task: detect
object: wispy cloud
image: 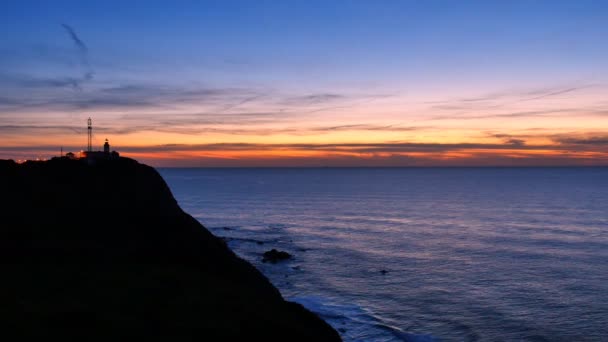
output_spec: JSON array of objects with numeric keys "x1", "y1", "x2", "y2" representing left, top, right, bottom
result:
[
  {"x1": 552, "y1": 134, "x2": 608, "y2": 146},
  {"x1": 504, "y1": 138, "x2": 526, "y2": 146},
  {"x1": 0, "y1": 141, "x2": 572, "y2": 153},
  {"x1": 0, "y1": 81, "x2": 263, "y2": 112},
  {"x1": 429, "y1": 85, "x2": 591, "y2": 109},
  {"x1": 61, "y1": 24, "x2": 94, "y2": 82},
  {"x1": 107, "y1": 141, "x2": 596, "y2": 154},
  {"x1": 0, "y1": 72, "x2": 84, "y2": 91},
  {"x1": 0, "y1": 125, "x2": 82, "y2": 134},
  {"x1": 3, "y1": 137, "x2": 608, "y2": 167},
  {"x1": 513, "y1": 86, "x2": 589, "y2": 103},
  {"x1": 280, "y1": 93, "x2": 346, "y2": 106},
  {"x1": 0, "y1": 121, "x2": 430, "y2": 137},
  {"x1": 0, "y1": 25, "x2": 97, "y2": 92},
  {"x1": 429, "y1": 108, "x2": 575, "y2": 121},
  {"x1": 425, "y1": 85, "x2": 598, "y2": 121},
  {"x1": 61, "y1": 24, "x2": 87, "y2": 52}
]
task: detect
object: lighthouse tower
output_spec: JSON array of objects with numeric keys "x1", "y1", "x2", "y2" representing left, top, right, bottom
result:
[
  {"x1": 87, "y1": 117, "x2": 92, "y2": 152},
  {"x1": 104, "y1": 139, "x2": 110, "y2": 154}
]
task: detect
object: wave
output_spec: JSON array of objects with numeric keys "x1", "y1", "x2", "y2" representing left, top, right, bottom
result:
[{"x1": 290, "y1": 296, "x2": 438, "y2": 342}]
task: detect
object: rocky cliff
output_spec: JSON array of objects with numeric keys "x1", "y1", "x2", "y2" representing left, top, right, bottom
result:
[{"x1": 0, "y1": 157, "x2": 340, "y2": 341}]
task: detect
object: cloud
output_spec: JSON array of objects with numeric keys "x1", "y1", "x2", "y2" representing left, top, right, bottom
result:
[
  {"x1": 4, "y1": 138, "x2": 608, "y2": 167},
  {"x1": 0, "y1": 81, "x2": 267, "y2": 112},
  {"x1": 0, "y1": 25, "x2": 96, "y2": 92},
  {"x1": 487, "y1": 133, "x2": 527, "y2": 146},
  {"x1": 0, "y1": 73, "x2": 86, "y2": 91},
  {"x1": 0, "y1": 118, "x2": 431, "y2": 137},
  {"x1": 61, "y1": 24, "x2": 94, "y2": 86},
  {"x1": 0, "y1": 142, "x2": 522, "y2": 153},
  {"x1": 505, "y1": 138, "x2": 526, "y2": 146},
  {"x1": 61, "y1": 24, "x2": 88, "y2": 53},
  {"x1": 111, "y1": 141, "x2": 555, "y2": 153},
  {"x1": 88, "y1": 141, "x2": 608, "y2": 166},
  {"x1": 276, "y1": 92, "x2": 391, "y2": 116},
  {"x1": 428, "y1": 108, "x2": 601, "y2": 121},
  {"x1": 68, "y1": 132, "x2": 603, "y2": 158},
  {"x1": 0, "y1": 77, "x2": 395, "y2": 134},
  {"x1": 513, "y1": 86, "x2": 590, "y2": 104},
  {"x1": 281, "y1": 93, "x2": 346, "y2": 106},
  {"x1": 426, "y1": 85, "x2": 596, "y2": 121},
  {"x1": 553, "y1": 134, "x2": 608, "y2": 146},
  {"x1": 220, "y1": 95, "x2": 264, "y2": 112},
  {"x1": 0, "y1": 125, "x2": 82, "y2": 134}
]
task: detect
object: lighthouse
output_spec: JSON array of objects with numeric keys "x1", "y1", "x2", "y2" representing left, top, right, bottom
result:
[{"x1": 56, "y1": 118, "x2": 120, "y2": 162}]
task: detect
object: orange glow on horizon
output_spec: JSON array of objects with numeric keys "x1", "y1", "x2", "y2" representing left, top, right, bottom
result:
[{"x1": 3, "y1": 85, "x2": 608, "y2": 167}]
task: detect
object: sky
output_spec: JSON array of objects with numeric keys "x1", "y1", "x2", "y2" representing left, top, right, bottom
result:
[{"x1": 1, "y1": 0, "x2": 607, "y2": 166}]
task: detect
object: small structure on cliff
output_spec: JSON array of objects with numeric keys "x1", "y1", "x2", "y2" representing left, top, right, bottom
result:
[
  {"x1": 82, "y1": 138, "x2": 120, "y2": 161},
  {"x1": 59, "y1": 118, "x2": 120, "y2": 162}
]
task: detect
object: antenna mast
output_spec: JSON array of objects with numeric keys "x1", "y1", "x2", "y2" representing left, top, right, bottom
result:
[{"x1": 87, "y1": 117, "x2": 92, "y2": 152}]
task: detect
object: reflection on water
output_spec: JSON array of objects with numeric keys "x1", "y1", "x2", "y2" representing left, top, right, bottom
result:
[{"x1": 160, "y1": 167, "x2": 608, "y2": 341}]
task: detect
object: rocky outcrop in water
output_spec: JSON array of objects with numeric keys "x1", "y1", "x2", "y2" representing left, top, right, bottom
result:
[
  {"x1": 263, "y1": 249, "x2": 293, "y2": 263},
  {"x1": 0, "y1": 158, "x2": 340, "y2": 341}
]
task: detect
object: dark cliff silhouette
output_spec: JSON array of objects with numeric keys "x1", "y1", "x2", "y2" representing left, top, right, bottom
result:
[{"x1": 0, "y1": 158, "x2": 340, "y2": 341}]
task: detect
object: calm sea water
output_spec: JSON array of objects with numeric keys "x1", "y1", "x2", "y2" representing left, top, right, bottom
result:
[{"x1": 159, "y1": 168, "x2": 608, "y2": 341}]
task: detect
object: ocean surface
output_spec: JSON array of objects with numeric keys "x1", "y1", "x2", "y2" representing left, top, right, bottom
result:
[{"x1": 159, "y1": 168, "x2": 608, "y2": 341}]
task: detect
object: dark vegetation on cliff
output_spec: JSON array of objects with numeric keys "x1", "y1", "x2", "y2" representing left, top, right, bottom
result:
[{"x1": 0, "y1": 158, "x2": 340, "y2": 341}]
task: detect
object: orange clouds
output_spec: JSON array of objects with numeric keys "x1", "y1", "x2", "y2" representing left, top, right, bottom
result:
[
  {"x1": 106, "y1": 141, "x2": 608, "y2": 167},
  {"x1": 2, "y1": 83, "x2": 607, "y2": 166}
]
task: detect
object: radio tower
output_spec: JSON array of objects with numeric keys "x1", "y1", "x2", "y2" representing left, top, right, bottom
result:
[{"x1": 87, "y1": 117, "x2": 92, "y2": 152}]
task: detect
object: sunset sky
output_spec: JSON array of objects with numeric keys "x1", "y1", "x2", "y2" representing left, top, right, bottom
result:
[{"x1": 1, "y1": 0, "x2": 607, "y2": 166}]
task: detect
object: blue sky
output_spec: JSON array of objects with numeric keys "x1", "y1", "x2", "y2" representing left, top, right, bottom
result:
[{"x1": 3, "y1": 0, "x2": 606, "y2": 87}]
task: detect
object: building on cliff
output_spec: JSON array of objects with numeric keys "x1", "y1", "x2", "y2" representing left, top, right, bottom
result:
[
  {"x1": 81, "y1": 138, "x2": 120, "y2": 161},
  {"x1": 58, "y1": 118, "x2": 120, "y2": 162}
]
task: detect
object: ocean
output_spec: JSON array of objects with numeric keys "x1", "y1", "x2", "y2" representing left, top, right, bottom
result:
[{"x1": 159, "y1": 167, "x2": 608, "y2": 341}]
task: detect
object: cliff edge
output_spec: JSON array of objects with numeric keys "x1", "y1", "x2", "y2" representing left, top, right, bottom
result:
[{"x1": 0, "y1": 158, "x2": 340, "y2": 341}]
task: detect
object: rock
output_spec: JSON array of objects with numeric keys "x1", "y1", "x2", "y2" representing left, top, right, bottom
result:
[
  {"x1": 380, "y1": 269, "x2": 388, "y2": 275},
  {"x1": 0, "y1": 157, "x2": 340, "y2": 341},
  {"x1": 263, "y1": 249, "x2": 293, "y2": 263}
]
